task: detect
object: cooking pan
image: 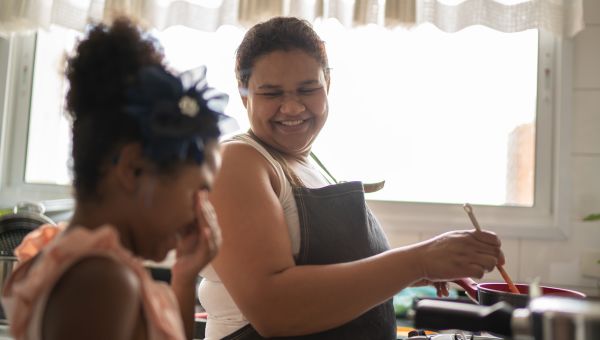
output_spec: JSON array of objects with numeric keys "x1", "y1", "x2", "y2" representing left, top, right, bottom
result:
[{"x1": 453, "y1": 277, "x2": 586, "y2": 308}]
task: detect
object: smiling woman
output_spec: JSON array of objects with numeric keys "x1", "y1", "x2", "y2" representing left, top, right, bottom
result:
[{"x1": 193, "y1": 16, "x2": 508, "y2": 340}]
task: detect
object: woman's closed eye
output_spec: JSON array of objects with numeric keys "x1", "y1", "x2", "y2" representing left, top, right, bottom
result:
[
  {"x1": 298, "y1": 87, "x2": 322, "y2": 95},
  {"x1": 258, "y1": 91, "x2": 283, "y2": 98},
  {"x1": 257, "y1": 87, "x2": 322, "y2": 98}
]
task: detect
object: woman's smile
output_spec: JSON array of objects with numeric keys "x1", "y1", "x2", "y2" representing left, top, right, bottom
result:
[{"x1": 272, "y1": 117, "x2": 314, "y2": 134}]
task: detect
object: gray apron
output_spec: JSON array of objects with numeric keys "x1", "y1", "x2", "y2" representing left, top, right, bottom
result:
[{"x1": 221, "y1": 179, "x2": 396, "y2": 340}]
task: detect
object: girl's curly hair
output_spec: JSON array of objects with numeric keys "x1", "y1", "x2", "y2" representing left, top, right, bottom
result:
[{"x1": 65, "y1": 17, "x2": 164, "y2": 201}]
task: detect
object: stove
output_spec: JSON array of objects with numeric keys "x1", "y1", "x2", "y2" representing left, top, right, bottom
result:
[
  {"x1": 406, "y1": 334, "x2": 502, "y2": 340},
  {"x1": 398, "y1": 330, "x2": 502, "y2": 340},
  {"x1": 400, "y1": 328, "x2": 503, "y2": 340}
]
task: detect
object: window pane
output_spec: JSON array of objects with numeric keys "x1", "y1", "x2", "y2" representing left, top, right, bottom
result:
[
  {"x1": 154, "y1": 25, "x2": 248, "y2": 133},
  {"x1": 25, "y1": 26, "x2": 79, "y2": 185},
  {"x1": 311, "y1": 21, "x2": 538, "y2": 207}
]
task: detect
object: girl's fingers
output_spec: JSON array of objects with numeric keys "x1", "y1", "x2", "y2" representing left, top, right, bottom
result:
[
  {"x1": 196, "y1": 190, "x2": 221, "y2": 258},
  {"x1": 202, "y1": 222, "x2": 219, "y2": 259}
]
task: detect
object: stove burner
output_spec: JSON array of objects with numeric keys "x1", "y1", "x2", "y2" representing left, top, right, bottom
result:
[{"x1": 406, "y1": 331, "x2": 503, "y2": 340}]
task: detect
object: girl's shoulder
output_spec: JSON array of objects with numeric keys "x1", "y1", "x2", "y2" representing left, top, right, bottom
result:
[
  {"x1": 42, "y1": 255, "x2": 142, "y2": 339},
  {"x1": 3, "y1": 225, "x2": 145, "y2": 339}
]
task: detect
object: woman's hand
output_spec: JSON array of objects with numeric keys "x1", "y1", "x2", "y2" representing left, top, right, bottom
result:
[
  {"x1": 172, "y1": 190, "x2": 222, "y2": 281},
  {"x1": 416, "y1": 229, "x2": 504, "y2": 282},
  {"x1": 411, "y1": 280, "x2": 450, "y2": 297}
]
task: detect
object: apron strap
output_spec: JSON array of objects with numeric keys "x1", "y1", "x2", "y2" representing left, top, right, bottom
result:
[{"x1": 244, "y1": 130, "x2": 305, "y2": 188}]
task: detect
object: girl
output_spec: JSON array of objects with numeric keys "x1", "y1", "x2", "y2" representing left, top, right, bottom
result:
[{"x1": 2, "y1": 17, "x2": 229, "y2": 340}]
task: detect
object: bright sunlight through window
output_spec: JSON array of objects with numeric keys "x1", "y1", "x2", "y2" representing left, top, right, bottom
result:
[{"x1": 25, "y1": 19, "x2": 537, "y2": 207}]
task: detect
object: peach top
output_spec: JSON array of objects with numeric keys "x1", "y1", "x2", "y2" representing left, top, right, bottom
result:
[{"x1": 1, "y1": 224, "x2": 185, "y2": 340}]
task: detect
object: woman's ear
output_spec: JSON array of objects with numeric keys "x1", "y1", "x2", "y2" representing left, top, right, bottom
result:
[{"x1": 113, "y1": 143, "x2": 145, "y2": 193}]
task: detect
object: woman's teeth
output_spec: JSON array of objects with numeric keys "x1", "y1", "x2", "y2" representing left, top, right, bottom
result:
[{"x1": 280, "y1": 120, "x2": 304, "y2": 126}]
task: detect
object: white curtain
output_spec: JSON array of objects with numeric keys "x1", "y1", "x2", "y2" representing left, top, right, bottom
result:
[{"x1": 0, "y1": 0, "x2": 584, "y2": 37}]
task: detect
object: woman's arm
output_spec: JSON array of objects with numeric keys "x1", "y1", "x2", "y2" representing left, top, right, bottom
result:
[
  {"x1": 210, "y1": 143, "x2": 502, "y2": 337},
  {"x1": 42, "y1": 257, "x2": 141, "y2": 340}
]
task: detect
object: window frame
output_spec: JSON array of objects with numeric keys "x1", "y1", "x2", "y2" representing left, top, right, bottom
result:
[
  {"x1": 0, "y1": 29, "x2": 573, "y2": 238},
  {"x1": 0, "y1": 33, "x2": 72, "y2": 211}
]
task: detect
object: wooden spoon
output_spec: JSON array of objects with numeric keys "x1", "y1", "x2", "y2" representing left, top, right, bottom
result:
[{"x1": 463, "y1": 203, "x2": 520, "y2": 294}]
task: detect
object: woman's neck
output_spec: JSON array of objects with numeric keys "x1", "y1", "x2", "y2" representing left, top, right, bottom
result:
[{"x1": 283, "y1": 153, "x2": 310, "y2": 165}]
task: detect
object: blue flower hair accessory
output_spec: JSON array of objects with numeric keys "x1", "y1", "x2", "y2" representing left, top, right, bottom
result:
[{"x1": 124, "y1": 65, "x2": 234, "y2": 164}]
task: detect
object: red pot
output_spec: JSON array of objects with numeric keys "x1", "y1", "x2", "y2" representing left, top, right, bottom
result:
[{"x1": 453, "y1": 278, "x2": 586, "y2": 308}]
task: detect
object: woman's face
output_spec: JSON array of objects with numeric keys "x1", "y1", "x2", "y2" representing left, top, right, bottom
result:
[
  {"x1": 243, "y1": 49, "x2": 329, "y2": 157},
  {"x1": 132, "y1": 141, "x2": 221, "y2": 261}
]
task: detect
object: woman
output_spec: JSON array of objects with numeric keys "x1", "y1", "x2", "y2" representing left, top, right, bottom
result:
[
  {"x1": 199, "y1": 17, "x2": 504, "y2": 339},
  {"x1": 2, "y1": 18, "x2": 229, "y2": 340}
]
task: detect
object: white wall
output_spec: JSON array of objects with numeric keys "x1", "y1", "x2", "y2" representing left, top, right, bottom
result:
[{"x1": 384, "y1": 0, "x2": 600, "y2": 296}]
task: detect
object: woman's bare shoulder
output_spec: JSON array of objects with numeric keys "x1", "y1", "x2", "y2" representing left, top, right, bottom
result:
[
  {"x1": 219, "y1": 140, "x2": 281, "y2": 194},
  {"x1": 42, "y1": 256, "x2": 141, "y2": 340},
  {"x1": 221, "y1": 140, "x2": 268, "y2": 162}
]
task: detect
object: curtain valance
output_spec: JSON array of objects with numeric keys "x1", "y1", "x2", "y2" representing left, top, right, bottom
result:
[{"x1": 0, "y1": 0, "x2": 584, "y2": 37}]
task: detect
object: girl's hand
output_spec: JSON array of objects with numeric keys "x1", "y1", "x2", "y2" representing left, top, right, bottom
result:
[{"x1": 172, "y1": 190, "x2": 221, "y2": 280}]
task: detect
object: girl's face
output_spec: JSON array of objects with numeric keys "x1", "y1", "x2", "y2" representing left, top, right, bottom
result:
[
  {"x1": 131, "y1": 141, "x2": 220, "y2": 261},
  {"x1": 243, "y1": 49, "x2": 329, "y2": 157}
]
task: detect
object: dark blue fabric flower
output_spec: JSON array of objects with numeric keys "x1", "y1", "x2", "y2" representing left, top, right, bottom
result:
[{"x1": 124, "y1": 65, "x2": 233, "y2": 164}]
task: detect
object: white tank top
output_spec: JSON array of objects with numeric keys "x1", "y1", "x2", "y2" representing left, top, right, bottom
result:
[{"x1": 198, "y1": 134, "x2": 328, "y2": 340}]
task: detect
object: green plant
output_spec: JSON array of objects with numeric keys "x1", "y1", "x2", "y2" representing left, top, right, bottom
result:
[
  {"x1": 583, "y1": 213, "x2": 600, "y2": 221},
  {"x1": 583, "y1": 213, "x2": 600, "y2": 271}
]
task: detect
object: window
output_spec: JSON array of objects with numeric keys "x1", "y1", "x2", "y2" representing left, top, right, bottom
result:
[
  {"x1": 314, "y1": 22, "x2": 540, "y2": 207},
  {"x1": 25, "y1": 27, "x2": 79, "y2": 185},
  {"x1": 0, "y1": 31, "x2": 70, "y2": 210},
  {"x1": 0, "y1": 20, "x2": 571, "y2": 237}
]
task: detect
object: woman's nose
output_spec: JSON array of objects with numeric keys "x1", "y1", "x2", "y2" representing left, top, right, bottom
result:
[{"x1": 280, "y1": 96, "x2": 305, "y2": 115}]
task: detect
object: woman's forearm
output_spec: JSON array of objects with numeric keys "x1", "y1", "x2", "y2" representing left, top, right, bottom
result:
[{"x1": 231, "y1": 245, "x2": 422, "y2": 337}]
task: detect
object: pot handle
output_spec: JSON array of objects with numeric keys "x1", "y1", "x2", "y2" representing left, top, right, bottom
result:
[
  {"x1": 414, "y1": 299, "x2": 514, "y2": 337},
  {"x1": 452, "y1": 278, "x2": 479, "y2": 302}
]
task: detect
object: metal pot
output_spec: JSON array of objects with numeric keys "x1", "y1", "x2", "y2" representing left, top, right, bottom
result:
[
  {"x1": 414, "y1": 295, "x2": 600, "y2": 340},
  {"x1": 453, "y1": 278, "x2": 586, "y2": 308},
  {"x1": 0, "y1": 202, "x2": 54, "y2": 320}
]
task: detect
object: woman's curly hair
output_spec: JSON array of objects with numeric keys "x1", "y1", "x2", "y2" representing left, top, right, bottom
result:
[
  {"x1": 65, "y1": 17, "x2": 164, "y2": 201},
  {"x1": 235, "y1": 16, "x2": 330, "y2": 88}
]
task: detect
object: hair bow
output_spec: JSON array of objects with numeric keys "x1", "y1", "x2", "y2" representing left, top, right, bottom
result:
[{"x1": 124, "y1": 65, "x2": 233, "y2": 164}]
